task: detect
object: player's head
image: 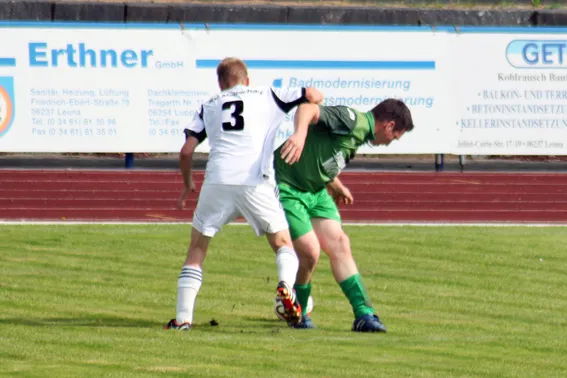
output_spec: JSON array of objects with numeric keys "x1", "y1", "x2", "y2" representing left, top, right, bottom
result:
[
  {"x1": 216, "y1": 58, "x2": 250, "y2": 90},
  {"x1": 369, "y1": 99, "x2": 414, "y2": 146}
]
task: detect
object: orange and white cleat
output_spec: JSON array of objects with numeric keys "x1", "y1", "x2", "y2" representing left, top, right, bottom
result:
[{"x1": 276, "y1": 281, "x2": 302, "y2": 326}]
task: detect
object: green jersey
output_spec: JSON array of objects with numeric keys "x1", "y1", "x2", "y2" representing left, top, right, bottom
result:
[{"x1": 274, "y1": 105, "x2": 375, "y2": 193}]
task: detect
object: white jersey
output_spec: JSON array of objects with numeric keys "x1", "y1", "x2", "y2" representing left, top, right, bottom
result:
[{"x1": 184, "y1": 84, "x2": 306, "y2": 186}]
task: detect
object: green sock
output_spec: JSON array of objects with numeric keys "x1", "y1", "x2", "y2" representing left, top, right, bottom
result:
[
  {"x1": 339, "y1": 273, "x2": 375, "y2": 319},
  {"x1": 294, "y1": 283, "x2": 311, "y2": 316}
]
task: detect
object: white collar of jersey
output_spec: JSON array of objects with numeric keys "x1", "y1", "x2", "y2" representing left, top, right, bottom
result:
[{"x1": 224, "y1": 84, "x2": 246, "y2": 92}]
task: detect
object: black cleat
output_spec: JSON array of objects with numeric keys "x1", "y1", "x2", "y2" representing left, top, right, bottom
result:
[{"x1": 164, "y1": 319, "x2": 191, "y2": 331}]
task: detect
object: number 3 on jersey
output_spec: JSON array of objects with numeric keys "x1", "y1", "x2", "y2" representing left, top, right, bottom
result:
[{"x1": 222, "y1": 100, "x2": 244, "y2": 131}]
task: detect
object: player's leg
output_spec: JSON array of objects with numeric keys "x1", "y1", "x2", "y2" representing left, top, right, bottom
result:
[
  {"x1": 165, "y1": 184, "x2": 238, "y2": 330},
  {"x1": 237, "y1": 181, "x2": 303, "y2": 325},
  {"x1": 292, "y1": 231, "x2": 320, "y2": 313},
  {"x1": 285, "y1": 231, "x2": 319, "y2": 329},
  {"x1": 310, "y1": 191, "x2": 386, "y2": 333},
  {"x1": 265, "y1": 229, "x2": 303, "y2": 326},
  {"x1": 265, "y1": 229, "x2": 298, "y2": 289},
  {"x1": 165, "y1": 227, "x2": 210, "y2": 330},
  {"x1": 276, "y1": 184, "x2": 321, "y2": 328}
]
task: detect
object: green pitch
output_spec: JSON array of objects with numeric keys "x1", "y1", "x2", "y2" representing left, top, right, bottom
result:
[{"x1": 1, "y1": 225, "x2": 566, "y2": 377}]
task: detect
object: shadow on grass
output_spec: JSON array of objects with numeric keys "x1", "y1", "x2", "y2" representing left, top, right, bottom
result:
[
  {"x1": 0, "y1": 315, "x2": 164, "y2": 328},
  {"x1": 240, "y1": 316, "x2": 290, "y2": 328},
  {"x1": 0, "y1": 315, "x2": 288, "y2": 330},
  {"x1": 180, "y1": 317, "x2": 294, "y2": 335}
]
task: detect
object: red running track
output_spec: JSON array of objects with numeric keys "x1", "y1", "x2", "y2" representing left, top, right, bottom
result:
[{"x1": 1, "y1": 169, "x2": 567, "y2": 223}]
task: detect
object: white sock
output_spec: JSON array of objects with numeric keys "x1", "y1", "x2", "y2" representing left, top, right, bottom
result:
[
  {"x1": 275, "y1": 246, "x2": 299, "y2": 287},
  {"x1": 176, "y1": 266, "x2": 203, "y2": 324}
]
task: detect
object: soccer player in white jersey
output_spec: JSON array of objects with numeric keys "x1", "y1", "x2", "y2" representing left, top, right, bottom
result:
[{"x1": 165, "y1": 57, "x2": 324, "y2": 330}]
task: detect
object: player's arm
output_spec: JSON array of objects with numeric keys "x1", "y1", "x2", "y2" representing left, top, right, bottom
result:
[
  {"x1": 280, "y1": 103, "x2": 320, "y2": 164},
  {"x1": 180, "y1": 135, "x2": 199, "y2": 190},
  {"x1": 326, "y1": 176, "x2": 354, "y2": 205},
  {"x1": 286, "y1": 103, "x2": 355, "y2": 142},
  {"x1": 272, "y1": 86, "x2": 324, "y2": 165},
  {"x1": 305, "y1": 87, "x2": 324, "y2": 104},
  {"x1": 294, "y1": 103, "x2": 321, "y2": 134},
  {"x1": 320, "y1": 106, "x2": 358, "y2": 203},
  {"x1": 178, "y1": 107, "x2": 207, "y2": 209},
  {"x1": 271, "y1": 86, "x2": 323, "y2": 114}
]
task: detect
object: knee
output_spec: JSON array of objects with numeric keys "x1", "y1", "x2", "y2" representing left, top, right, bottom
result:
[
  {"x1": 328, "y1": 232, "x2": 352, "y2": 260},
  {"x1": 290, "y1": 235, "x2": 320, "y2": 270},
  {"x1": 267, "y1": 230, "x2": 293, "y2": 252},
  {"x1": 299, "y1": 245, "x2": 320, "y2": 268}
]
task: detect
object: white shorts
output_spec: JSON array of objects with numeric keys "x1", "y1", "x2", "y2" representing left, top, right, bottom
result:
[{"x1": 192, "y1": 181, "x2": 289, "y2": 237}]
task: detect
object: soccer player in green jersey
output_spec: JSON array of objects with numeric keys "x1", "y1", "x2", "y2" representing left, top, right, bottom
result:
[{"x1": 275, "y1": 99, "x2": 415, "y2": 332}]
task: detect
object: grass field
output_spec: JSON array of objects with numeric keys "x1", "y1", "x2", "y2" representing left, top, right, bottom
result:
[{"x1": 1, "y1": 224, "x2": 566, "y2": 377}]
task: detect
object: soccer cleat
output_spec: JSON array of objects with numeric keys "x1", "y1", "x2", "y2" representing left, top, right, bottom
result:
[
  {"x1": 164, "y1": 319, "x2": 191, "y2": 331},
  {"x1": 352, "y1": 314, "x2": 387, "y2": 333},
  {"x1": 276, "y1": 281, "x2": 302, "y2": 326},
  {"x1": 290, "y1": 314, "x2": 316, "y2": 329}
]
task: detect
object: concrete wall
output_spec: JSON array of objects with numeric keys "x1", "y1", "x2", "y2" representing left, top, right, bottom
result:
[{"x1": 0, "y1": 1, "x2": 566, "y2": 26}]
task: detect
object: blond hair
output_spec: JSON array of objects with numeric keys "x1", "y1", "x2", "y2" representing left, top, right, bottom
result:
[{"x1": 216, "y1": 57, "x2": 248, "y2": 89}]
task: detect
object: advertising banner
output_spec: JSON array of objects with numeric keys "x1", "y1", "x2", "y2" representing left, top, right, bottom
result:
[
  {"x1": 191, "y1": 26, "x2": 452, "y2": 154},
  {"x1": 0, "y1": 24, "x2": 202, "y2": 153},
  {"x1": 0, "y1": 23, "x2": 450, "y2": 154},
  {"x1": 452, "y1": 27, "x2": 567, "y2": 155},
  {"x1": 2, "y1": 23, "x2": 566, "y2": 156}
]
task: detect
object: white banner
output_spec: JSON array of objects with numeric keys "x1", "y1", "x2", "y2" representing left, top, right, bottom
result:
[
  {"x1": 1, "y1": 23, "x2": 566, "y2": 156},
  {"x1": 192, "y1": 27, "x2": 452, "y2": 155},
  {"x1": 452, "y1": 28, "x2": 567, "y2": 155},
  {"x1": 0, "y1": 25, "x2": 202, "y2": 153},
  {"x1": 0, "y1": 23, "x2": 450, "y2": 154}
]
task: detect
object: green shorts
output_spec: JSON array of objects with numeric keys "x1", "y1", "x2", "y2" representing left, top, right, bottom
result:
[{"x1": 277, "y1": 183, "x2": 341, "y2": 240}]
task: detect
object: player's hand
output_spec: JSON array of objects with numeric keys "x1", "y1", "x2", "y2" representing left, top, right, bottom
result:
[
  {"x1": 177, "y1": 181, "x2": 196, "y2": 210},
  {"x1": 280, "y1": 133, "x2": 306, "y2": 165},
  {"x1": 330, "y1": 186, "x2": 354, "y2": 206}
]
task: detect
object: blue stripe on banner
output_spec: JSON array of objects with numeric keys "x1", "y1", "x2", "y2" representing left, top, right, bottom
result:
[
  {"x1": 0, "y1": 58, "x2": 16, "y2": 67},
  {"x1": 0, "y1": 21, "x2": 180, "y2": 29},
  {"x1": 1, "y1": 21, "x2": 566, "y2": 34},
  {"x1": 0, "y1": 22, "x2": 566, "y2": 34},
  {"x1": 196, "y1": 59, "x2": 435, "y2": 70},
  {"x1": 199, "y1": 24, "x2": 432, "y2": 32},
  {"x1": 0, "y1": 21, "x2": 435, "y2": 32},
  {"x1": 451, "y1": 26, "x2": 567, "y2": 34}
]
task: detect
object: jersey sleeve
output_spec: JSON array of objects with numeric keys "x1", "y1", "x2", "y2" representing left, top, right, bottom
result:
[
  {"x1": 183, "y1": 106, "x2": 207, "y2": 143},
  {"x1": 316, "y1": 105, "x2": 357, "y2": 136},
  {"x1": 270, "y1": 87, "x2": 308, "y2": 113}
]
